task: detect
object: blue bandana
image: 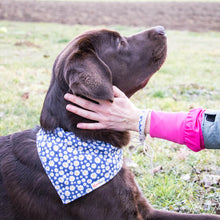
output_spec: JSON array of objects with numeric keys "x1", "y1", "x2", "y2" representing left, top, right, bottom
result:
[{"x1": 36, "y1": 127, "x2": 123, "y2": 204}]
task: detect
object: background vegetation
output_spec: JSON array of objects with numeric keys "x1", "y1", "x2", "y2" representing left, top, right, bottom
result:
[{"x1": 0, "y1": 20, "x2": 219, "y2": 214}]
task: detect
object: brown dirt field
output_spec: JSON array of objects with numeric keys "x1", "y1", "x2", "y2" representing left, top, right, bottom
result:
[{"x1": 0, "y1": 1, "x2": 220, "y2": 32}]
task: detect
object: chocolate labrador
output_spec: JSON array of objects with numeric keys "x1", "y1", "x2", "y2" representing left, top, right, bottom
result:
[{"x1": 0, "y1": 26, "x2": 219, "y2": 220}]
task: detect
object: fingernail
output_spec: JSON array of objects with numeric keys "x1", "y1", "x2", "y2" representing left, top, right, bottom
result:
[
  {"x1": 64, "y1": 94, "x2": 69, "y2": 99},
  {"x1": 66, "y1": 104, "x2": 71, "y2": 110}
]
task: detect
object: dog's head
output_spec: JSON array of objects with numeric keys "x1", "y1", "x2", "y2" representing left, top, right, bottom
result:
[{"x1": 40, "y1": 27, "x2": 167, "y2": 145}]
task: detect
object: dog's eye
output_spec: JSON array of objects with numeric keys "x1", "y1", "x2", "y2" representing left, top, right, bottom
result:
[
  {"x1": 119, "y1": 40, "x2": 126, "y2": 47},
  {"x1": 117, "y1": 39, "x2": 126, "y2": 48},
  {"x1": 116, "y1": 37, "x2": 127, "y2": 49}
]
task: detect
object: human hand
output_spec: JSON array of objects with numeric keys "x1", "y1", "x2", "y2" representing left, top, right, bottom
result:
[{"x1": 64, "y1": 86, "x2": 141, "y2": 132}]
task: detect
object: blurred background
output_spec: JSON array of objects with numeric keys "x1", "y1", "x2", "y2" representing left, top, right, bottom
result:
[{"x1": 1, "y1": 0, "x2": 220, "y2": 32}]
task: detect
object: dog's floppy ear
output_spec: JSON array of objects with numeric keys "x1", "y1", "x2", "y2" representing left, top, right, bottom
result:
[{"x1": 64, "y1": 49, "x2": 113, "y2": 102}]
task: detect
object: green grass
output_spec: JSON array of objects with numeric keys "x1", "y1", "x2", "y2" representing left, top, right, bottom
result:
[{"x1": 0, "y1": 21, "x2": 219, "y2": 214}]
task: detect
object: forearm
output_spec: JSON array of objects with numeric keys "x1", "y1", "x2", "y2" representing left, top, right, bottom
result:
[
  {"x1": 64, "y1": 88, "x2": 220, "y2": 151},
  {"x1": 148, "y1": 108, "x2": 206, "y2": 152},
  {"x1": 136, "y1": 107, "x2": 220, "y2": 151}
]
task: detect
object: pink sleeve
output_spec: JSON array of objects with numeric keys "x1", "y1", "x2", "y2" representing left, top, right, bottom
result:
[{"x1": 149, "y1": 108, "x2": 206, "y2": 152}]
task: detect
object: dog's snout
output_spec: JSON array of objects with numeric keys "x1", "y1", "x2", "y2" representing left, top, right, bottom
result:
[
  {"x1": 154, "y1": 26, "x2": 165, "y2": 36},
  {"x1": 148, "y1": 26, "x2": 166, "y2": 40}
]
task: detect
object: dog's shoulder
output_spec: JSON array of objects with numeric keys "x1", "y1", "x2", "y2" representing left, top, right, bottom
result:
[{"x1": 0, "y1": 126, "x2": 42, "y2": 169}]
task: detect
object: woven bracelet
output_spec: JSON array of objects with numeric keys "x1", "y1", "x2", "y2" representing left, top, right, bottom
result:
[{"x1": 138, "y1": 110, "x2": 150, "y2": 144}]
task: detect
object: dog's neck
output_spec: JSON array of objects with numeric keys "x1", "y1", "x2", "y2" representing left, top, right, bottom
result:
[{"x1": 40, "y1": 80, "x2": 130, "y2": 148}]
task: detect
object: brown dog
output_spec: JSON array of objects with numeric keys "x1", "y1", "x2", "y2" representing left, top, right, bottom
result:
[{"x1": 0, "y1": 27, "x2": 219, "y2": 220}]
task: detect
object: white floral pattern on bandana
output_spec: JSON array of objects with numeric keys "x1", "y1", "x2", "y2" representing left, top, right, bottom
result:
[{"x1": 36, "y1": 127, "x2": 123, "y2": 204}]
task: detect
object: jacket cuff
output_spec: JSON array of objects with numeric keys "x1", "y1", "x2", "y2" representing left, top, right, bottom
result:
[
  {"x1": 184, "y1": 108, "x2": 205, "y2": 152},
  {"x1": 150, "y1": 108, "x2": 206, "y2": 152}
]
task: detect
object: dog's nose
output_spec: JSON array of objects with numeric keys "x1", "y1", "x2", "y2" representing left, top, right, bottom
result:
[
  {"x1": 154, "y1": 26, "x2": 166, "y2": 36},
  {"x1": 147, "y1": 26, "x2": 166, "y2": 40}
]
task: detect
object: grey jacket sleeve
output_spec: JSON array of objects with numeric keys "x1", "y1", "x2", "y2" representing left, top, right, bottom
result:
[{"x1": 201, "y1": 109, "x2": 220, "y2": 149}]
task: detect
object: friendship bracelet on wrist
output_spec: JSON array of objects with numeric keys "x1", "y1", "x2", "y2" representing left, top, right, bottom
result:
[
  {"x1": 137, "y1": 110, "x2": 154, "y2": 175},
  {"x1": 138, "y1": 109, "x2": 151, "y2": 144}
]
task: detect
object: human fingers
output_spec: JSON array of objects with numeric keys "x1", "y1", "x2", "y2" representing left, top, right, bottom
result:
[
  {"x1": 64, "y1": 93, "x2": 100, "y2": 112},
  {"x1": 76, "y1": 122, "x2": 106, "y2": 130},
  {"x1": 66, "y1": 104, "x2": 100, "y2": 122}
]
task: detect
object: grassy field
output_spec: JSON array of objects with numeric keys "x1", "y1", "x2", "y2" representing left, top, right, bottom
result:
[{"x1": 0, "y1": 21, "x2": 220, "y2": 214}]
